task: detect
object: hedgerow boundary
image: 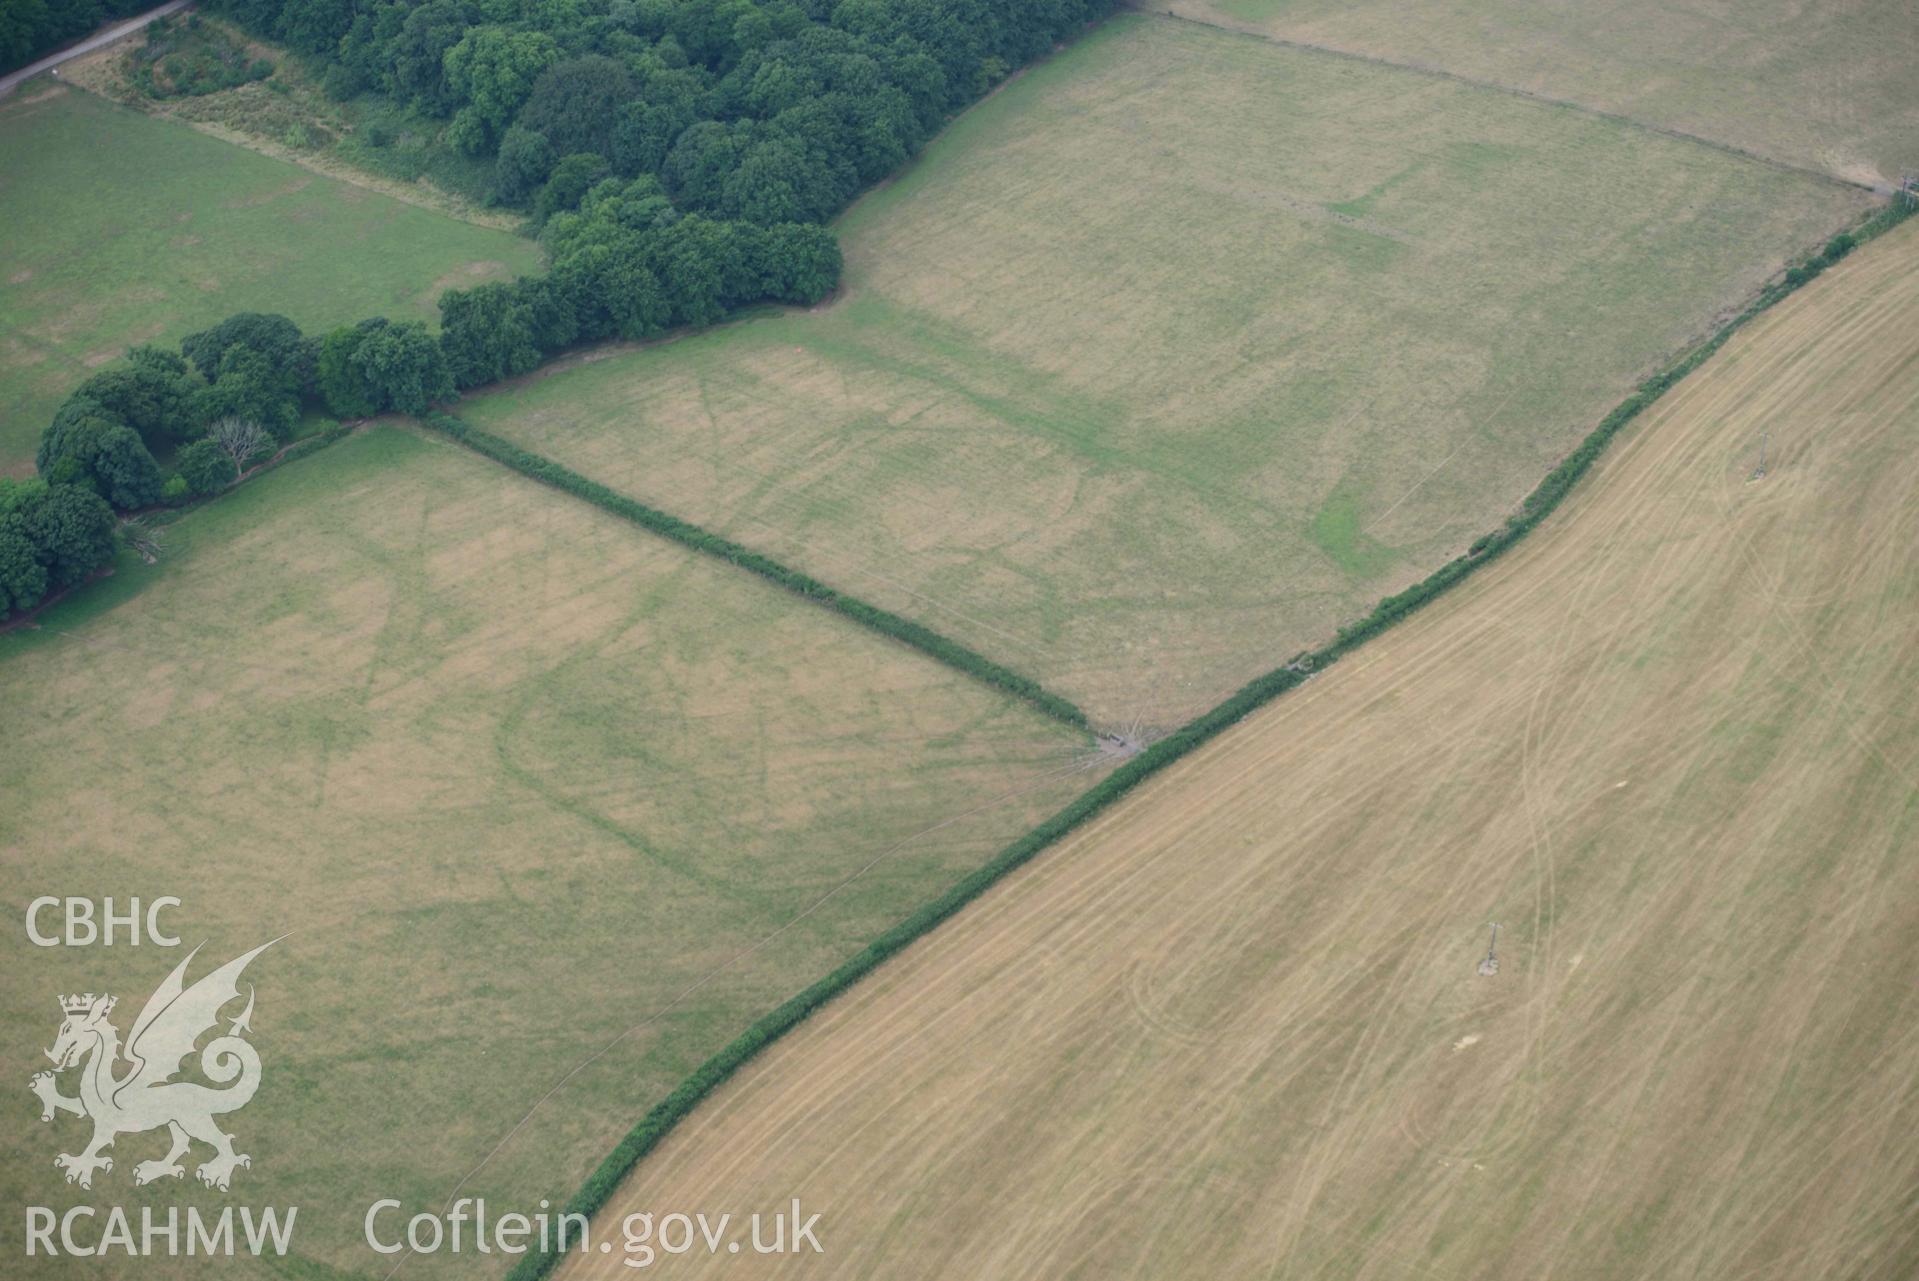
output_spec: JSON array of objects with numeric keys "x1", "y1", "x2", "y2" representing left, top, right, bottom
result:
[
  {"x1": 498, "y1": 194, "x2": 1912, "y2": 1281},
  {"x1": 421, "y1": 411, "x2": 1090, "y2": 733}
]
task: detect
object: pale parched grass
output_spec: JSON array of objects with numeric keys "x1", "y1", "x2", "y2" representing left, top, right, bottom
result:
[
  {"x1": 460, "y1": 14, "x2": 1867, "y2": 728},
  {"x1": 0, "y1": 425, "x2": 1093, "y2": 1279},
  {"x1": 1170, "y1": 0, "x2": 1919, "y2": 186}
]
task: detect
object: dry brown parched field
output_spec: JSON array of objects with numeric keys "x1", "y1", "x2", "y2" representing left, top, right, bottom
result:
[
  {"x1": 563, "y1": 222, "x2": 1919, "y2": 1279},
  {"x1": 1168, "y1": 0, "x2": 1919, "y2": 186},
  {"x1": 461, "y1": 14, "x2": 1866, "y2": 730},
  {"x1": 0, "y1": 427, "x2": 1093, "y2": 1278}
]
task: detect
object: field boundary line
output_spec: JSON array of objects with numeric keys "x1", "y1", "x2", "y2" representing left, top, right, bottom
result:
[
  {"x1": 1139, "y1": 7, "x2": 1885, "y2": 195},
  {"x1": 494, "y1": 195, "x2": 1913, "y2": 1281},
  {"x1": 419, "y1": 411, "x2": 1092, "y2": 733}
]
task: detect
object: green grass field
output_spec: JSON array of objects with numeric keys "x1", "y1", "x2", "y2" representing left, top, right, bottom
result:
[
  {"x1": 0, "y1": 427, "x2": 1093, "y2": 1278},
  {"x1": 0, "y1": 86, "x2": 541, "y2": 474},
  {"x1": 1170, "y1": 0, "x2": 1919, "y2": 185},
  {"x1": 460, "y1": 14, "x2": 1867, "y2": 728}
]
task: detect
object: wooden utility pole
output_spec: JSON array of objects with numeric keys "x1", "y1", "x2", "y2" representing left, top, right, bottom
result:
[{"x1": 1477, "y1": 923, "x2": 1500, "y2": 976}]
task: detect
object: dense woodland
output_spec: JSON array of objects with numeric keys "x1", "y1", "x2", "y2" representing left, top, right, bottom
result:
[
  {"x1": 220, "y1": 0, "x2": 1113, "y2": 218},
  {"x1": 10, "y1": 0, "x2": 1112, "y2": 618}
]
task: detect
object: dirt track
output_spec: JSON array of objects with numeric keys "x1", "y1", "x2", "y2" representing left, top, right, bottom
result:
[
  {"x1": 0, "y1": 1, "x2": 188, "y2": 99},
  {"x1": 560, "y1": 220, "x2": 1919, "y2": 1279}
]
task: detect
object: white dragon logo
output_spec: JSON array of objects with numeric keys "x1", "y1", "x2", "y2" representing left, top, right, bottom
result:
[{"x1": 29, "y1": 939, "x2": 278, "y2": 1192}]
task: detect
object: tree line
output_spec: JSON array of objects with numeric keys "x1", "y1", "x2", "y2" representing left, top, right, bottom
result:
[
  {"x1": 203, "y1": 0, "x2": 1114, "y2": 225},
  {"x1": 31, "y1": 199, "x2": 843, "y2": 495},
  {"x1": 13, "y1": 0, "x2": 1112, "y2": 620},
  {"x1": 14, "y1": 165, "x2": 846, "y2": 619}
]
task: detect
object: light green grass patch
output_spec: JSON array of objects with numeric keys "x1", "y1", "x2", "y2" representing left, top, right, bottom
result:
[
  {"x1": 0, "y1": 87, "x2": 541, "y2": 473},
  {"x1": 1308, "y1": 482, "x2": 1396, "y2": 578}
]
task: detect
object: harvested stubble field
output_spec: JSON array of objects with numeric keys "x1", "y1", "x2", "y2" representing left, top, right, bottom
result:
[
  {"x1": 462, "y1": 14, "x2": 1865, "y2": 729},
  {"x1": 563, "y1": 222, "x2": 1919, "y2": 1279},
  {"x1": 0, "y1": 86, "x2": 540, "y2": 474},
  {"x1": 0, "y1": 427, "x2": 1093, "y2": 1278},
  {"x1": 1167, "y1": 0, "x2": 1919, "y2": 186}
]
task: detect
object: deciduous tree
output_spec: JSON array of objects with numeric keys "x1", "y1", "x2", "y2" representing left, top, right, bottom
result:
[
  {"x1": 208, "y1": 417, "x2": 273, "y2": 472},
  {"x1": 175, "y1": 437, "x2": 241, "y2": 496}
]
